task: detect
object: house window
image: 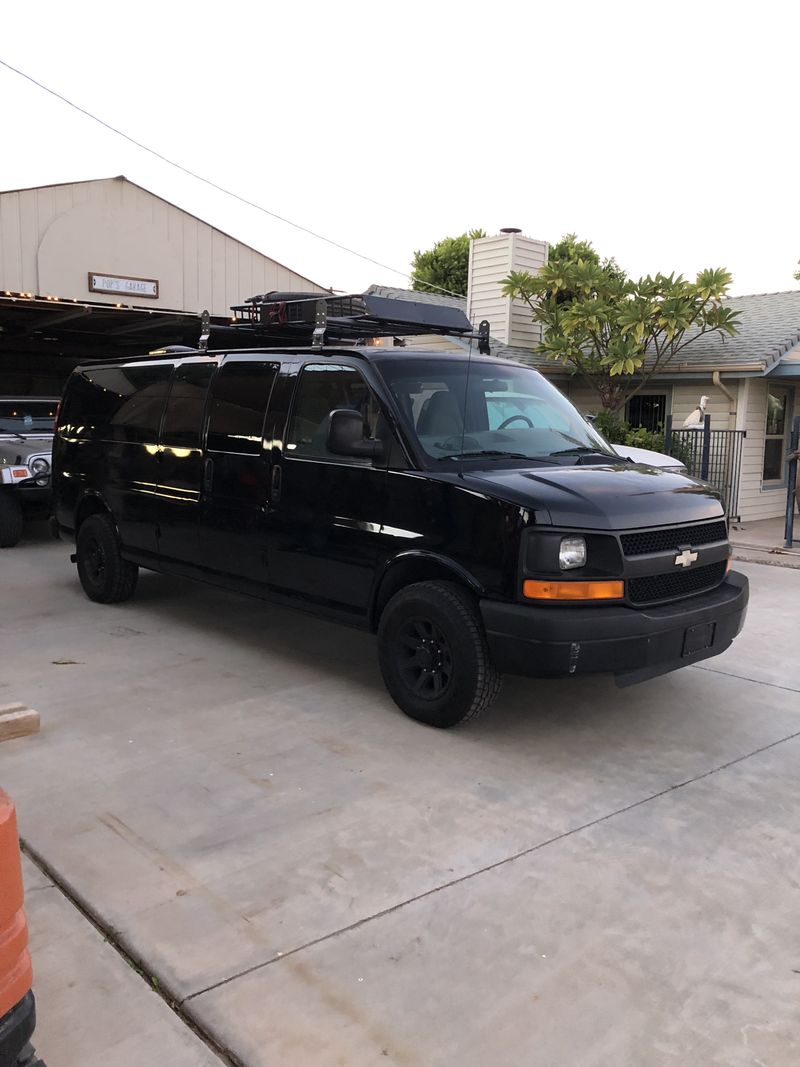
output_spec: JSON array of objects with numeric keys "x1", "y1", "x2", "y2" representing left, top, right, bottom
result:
[
  {"x1": 762, "y1": 386, "x2": 789, "y2": 482},
  {"x1": 627, "y1": 393, "x2": 668, "y2": 432}
]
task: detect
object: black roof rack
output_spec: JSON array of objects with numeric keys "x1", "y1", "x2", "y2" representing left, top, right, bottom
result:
[{"x1": 225, "y1": 291, "x2": 485, "y2": 349}]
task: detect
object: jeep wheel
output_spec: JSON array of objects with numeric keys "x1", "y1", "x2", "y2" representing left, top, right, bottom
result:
[
  {"x1": 0, "y1": 493, "x2": 24, "y2": 548},
  {"x1": 76, "y1": 513, "x2": 138, "y2": 603},
  {"x1": 377, "y1": 580, "x2": 502, "y2": 728}
]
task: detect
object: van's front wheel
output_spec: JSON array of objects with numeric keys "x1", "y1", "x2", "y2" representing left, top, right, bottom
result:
[
  {"x1": 76, "y1": 513, "x2": 138, "y2": 603},
  {"x1": 377, "y1": 580, "x2": 501, "y2": 728}
]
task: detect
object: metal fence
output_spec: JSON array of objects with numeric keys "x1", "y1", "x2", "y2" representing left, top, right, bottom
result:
[
  {"x1": 785, "y1": 415, "x2": 800, "y2": 548},
  {"x1": 664, "y1": 415, "x2": 746, "y2": 521}
]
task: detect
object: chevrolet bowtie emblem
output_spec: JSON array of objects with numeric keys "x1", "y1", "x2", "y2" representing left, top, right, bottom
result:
[{"x1": 675, "y1": 548, "x2": 698, "y2": 568}]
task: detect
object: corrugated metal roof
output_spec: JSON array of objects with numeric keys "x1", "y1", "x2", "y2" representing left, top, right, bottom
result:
[{"x1": 0, "y1": 176, "x2": 326, "y2": 292}]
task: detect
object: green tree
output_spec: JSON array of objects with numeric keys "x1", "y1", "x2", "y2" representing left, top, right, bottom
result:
[
  {"x1": 502, "y1": 236, "x2": 740, "y2": 414},
  {"x1": 410, "y1": 229, "x2": 487, "y2": 297},
  {"x1": 794, "y1": 259, "x2": 800, "y2": 282}
]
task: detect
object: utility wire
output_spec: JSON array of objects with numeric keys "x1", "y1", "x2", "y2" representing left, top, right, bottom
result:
[{"x1": 0, "y1": 57, "x2": 464, "y2": 299}]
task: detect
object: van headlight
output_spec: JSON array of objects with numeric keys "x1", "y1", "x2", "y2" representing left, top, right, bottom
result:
[{"x1": 559, "y1": 536, "x2": 586, "y2": 570}]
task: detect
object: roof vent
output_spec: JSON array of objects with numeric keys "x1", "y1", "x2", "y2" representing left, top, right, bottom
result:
[{"x1": 499, "y1": 227, "x2": 522, "y2": 234}]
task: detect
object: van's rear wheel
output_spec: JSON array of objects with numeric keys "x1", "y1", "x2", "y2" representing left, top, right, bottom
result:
[
  {"x1": 76, "y1": 513, "x2": 138, "y2": 603},
  {"x1": 0, "y1": 494, "x2": 24, "y2": 548},
  {"x1": 377, "y1": 580, "x2": 502, "y2": 728}
]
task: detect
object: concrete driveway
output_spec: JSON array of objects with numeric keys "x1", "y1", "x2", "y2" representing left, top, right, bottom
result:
[{"x1": 2, "y1": 529, "x2": 799, "y2": 1065}]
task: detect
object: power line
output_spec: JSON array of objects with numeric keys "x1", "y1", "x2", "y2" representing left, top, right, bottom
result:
[{"x1": 0, "y1": 57, "x2": 464, "y2": 300}]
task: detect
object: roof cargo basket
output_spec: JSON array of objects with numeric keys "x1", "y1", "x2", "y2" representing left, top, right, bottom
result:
[{"x1": 229, "y1": 291, "x2": 478, "y2": 346}]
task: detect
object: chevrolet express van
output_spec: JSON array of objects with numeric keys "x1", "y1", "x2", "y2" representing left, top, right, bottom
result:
[{"x1": 52, "y1": 293, "x2": 748, "y2": 728}]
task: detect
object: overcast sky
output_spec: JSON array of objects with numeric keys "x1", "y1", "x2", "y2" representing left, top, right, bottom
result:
[{"x1": 1, "y1": 0, "x2": 798, "y2": 299}]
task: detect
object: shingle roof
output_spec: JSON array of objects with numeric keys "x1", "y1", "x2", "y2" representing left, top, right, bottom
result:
[
  {"x1": 475, "y1": 340, "x2": 554, "y2": 371},
  {"x1": 367, "y1": 284, "x2": 467, "y2": 310},
  {"x1": 666, "y1": 290, "x2": 800, "y2": 371}
]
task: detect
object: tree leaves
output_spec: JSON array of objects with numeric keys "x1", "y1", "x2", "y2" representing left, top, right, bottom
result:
[
  {"x1": 502, "y1": 236, "x2": 740, "y2": 412},
  {"x1": 411, "y1": 230, "x2": 487, "y2": 296}
]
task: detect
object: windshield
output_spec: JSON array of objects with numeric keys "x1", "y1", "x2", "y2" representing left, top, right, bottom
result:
[
  {"x1": 377, "y1": 359, "x2": 615, "y2": 465},
  {"x1": 0, "y1": 400, "x2": 58, "y2": 435}
]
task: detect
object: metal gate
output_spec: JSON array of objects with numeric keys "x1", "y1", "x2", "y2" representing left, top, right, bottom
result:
[{"x1": 665, "y1": 415, "x2": 746, "y2": 521}]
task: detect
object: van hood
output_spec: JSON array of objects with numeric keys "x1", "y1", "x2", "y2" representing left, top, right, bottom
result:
[{"x1": 463, "y1": 463, "x2": 723, "y2": 531}]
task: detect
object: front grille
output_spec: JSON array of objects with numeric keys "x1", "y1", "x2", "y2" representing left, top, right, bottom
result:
[
  {"x1": 621, "y1": 520, "x2": 728, "y2": 557},
  {"x1": 628, "y1": 560, "x2": 727, "y2": 605}
]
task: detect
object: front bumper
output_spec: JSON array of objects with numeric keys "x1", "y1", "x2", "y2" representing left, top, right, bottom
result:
[
  {"x1": 480, "y1": 571, "x2": 748, "y2": 686},
  {"x1": 0, "y1": 991, "x2": 35, "y2": 1067},
  {"x1": 3, "y1": 485, "x2": 52, "y2": 515}
]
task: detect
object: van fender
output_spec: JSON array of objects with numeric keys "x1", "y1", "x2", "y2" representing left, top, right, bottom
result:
[
  {"x1": 369, "y1": 550, "x2": 485, "y2": 630},
  {"x1": 74, "y1": 489, "x2": 114, "y2": 532}
]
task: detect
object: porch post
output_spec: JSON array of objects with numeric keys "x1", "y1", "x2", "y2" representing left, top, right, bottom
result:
[
  {"x1": 784, "y1": 415, "x2": 800, "y2": 548},
  {"x1": 700, "y1": 413, "x2": 711, "y2": 480}
]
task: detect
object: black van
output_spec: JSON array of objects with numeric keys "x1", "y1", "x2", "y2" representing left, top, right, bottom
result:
[{"x1": 52, "y1": 293, "x2": 748, "y2": 728}]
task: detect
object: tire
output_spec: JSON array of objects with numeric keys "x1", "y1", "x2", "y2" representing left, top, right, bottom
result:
[
  {"x1": 0, "y1": 493, "x2": 24, "y2": 548},
  {"x1": 76, "y1": 513, "x2": 138, "y2": 603},
  {"x1": 377, "y1": 580, "x2": 502, "y2": 728},
  {"x1": 16, "y1": 1042, "x2": 45, "y2": 1067}
]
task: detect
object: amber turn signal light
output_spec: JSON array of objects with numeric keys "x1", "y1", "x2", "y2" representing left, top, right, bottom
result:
[{"x1": 523, "y1": 579, "x2": 625, "y2": 601}]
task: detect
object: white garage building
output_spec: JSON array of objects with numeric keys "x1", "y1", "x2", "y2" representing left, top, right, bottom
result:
[{"x1": 0, "y1": 175, "x2": 326, "y2": 393}]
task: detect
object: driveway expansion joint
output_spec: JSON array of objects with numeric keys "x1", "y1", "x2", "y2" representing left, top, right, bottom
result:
[
  {"x1": 691, "y1": 663, "x2": 800, "y2": 694},
  {"x1": 185, "y1": 722, "x2": 800, "y2": 1003},
  {"x1": 20, "y1": 841, "x2": 241, "y2": 1067}
]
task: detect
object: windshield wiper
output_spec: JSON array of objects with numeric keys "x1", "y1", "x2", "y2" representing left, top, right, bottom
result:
[
  {"x1": 436, "y1": 449, "x2": 561, "y2": 464},
  {"x1": 0, "y1": 427, "x2": 26, "y2": 441},
  {"x1": 549, "y1": 446, "x2": 622, "y2": 463},
  {"x1": 549, "y1": 446, "x2": 613, "y2": 456},
  {"x1": 552, "y1": 429, "x2": 591, "y2": 448}
]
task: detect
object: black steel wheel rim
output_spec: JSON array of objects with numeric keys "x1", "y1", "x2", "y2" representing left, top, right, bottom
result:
[
  {"x1": 396, "y1": 617, "x2": 454, "y2": 700},
  {"x1": 85, "y1": 536, "x2": 106, "y2": 585}
]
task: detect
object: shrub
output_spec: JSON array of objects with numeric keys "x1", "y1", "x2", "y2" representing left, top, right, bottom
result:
[
  {"x1": 592, "y1": 411, "x2": 628, "y2": 444},
  {"x1": 590, "y1": 413, "x2": 692, "y2": 466},
  {"x1": 624, "y1": 426, "x2": 668, "y2": 452}
]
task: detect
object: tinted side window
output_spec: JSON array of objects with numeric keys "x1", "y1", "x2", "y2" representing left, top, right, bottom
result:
[
  {"x1": 206, "y1": 361, "x2": 278, "y2": 454},
  {"x1": 62, "y1": 364, "x2": 171, "y2": 441},
  {"x1": 286, "y1": 364, "x2": 380, "y2": 460},
  {"x1": 161, "y1": 362, "x2": 216, "y2": 449}
]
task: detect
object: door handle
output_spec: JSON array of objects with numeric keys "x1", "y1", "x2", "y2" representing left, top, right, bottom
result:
[
  {"x1": 203, "y1": 456, "x2": 214, "y2": 494},
  {"x1": 270, "y1": 464, "x2": 282, "y2": 504}
]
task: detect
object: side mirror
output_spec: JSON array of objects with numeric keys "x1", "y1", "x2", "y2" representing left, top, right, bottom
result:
[{"x1": 327, "y1": 408, "x2": 385, "y2": 460}]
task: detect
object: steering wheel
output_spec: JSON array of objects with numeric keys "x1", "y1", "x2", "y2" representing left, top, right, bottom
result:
[{"x1": 498, "y1": 414, "x2": 533, "y2": 430}]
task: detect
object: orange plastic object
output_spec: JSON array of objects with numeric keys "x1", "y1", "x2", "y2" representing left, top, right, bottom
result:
[
  {"x1": 523, "y1": 579, "x2": 625, "y2": 601},
  {"x1": 0, "y1": 790, "x2": 32, "y2": 1019}
]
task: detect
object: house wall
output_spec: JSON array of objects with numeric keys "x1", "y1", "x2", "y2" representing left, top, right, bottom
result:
[
  {"x1": 736, "y1": 379, "x2": 797, "y2": 523},
  {"x1": 0, "y1": 177, "x2": 323, "y2": 316},
  {"x1": 392, "y1": 335, "x2": 463, "y2": 352},
  {"x1": 507, "y1": 235, "x2": 548, "y2": 350},
  {"x1": 669, "y1": 384, "x2": 730, "y2": 428},
  {"x1": 562, "y1": 379, "x2": 737, "y2": 429},
  {"x1": 562, "y1": 381, "x2": 604, "y2": 414},
  {"x1": 560, "y1": 375, "x2": 782, "y2": 520},
  {"x1": 467, "y1": 233, "x2": 547, "y2": 348},
  {"x1": 467, "y1": 235, "x2": 511, "y2": 342}
]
